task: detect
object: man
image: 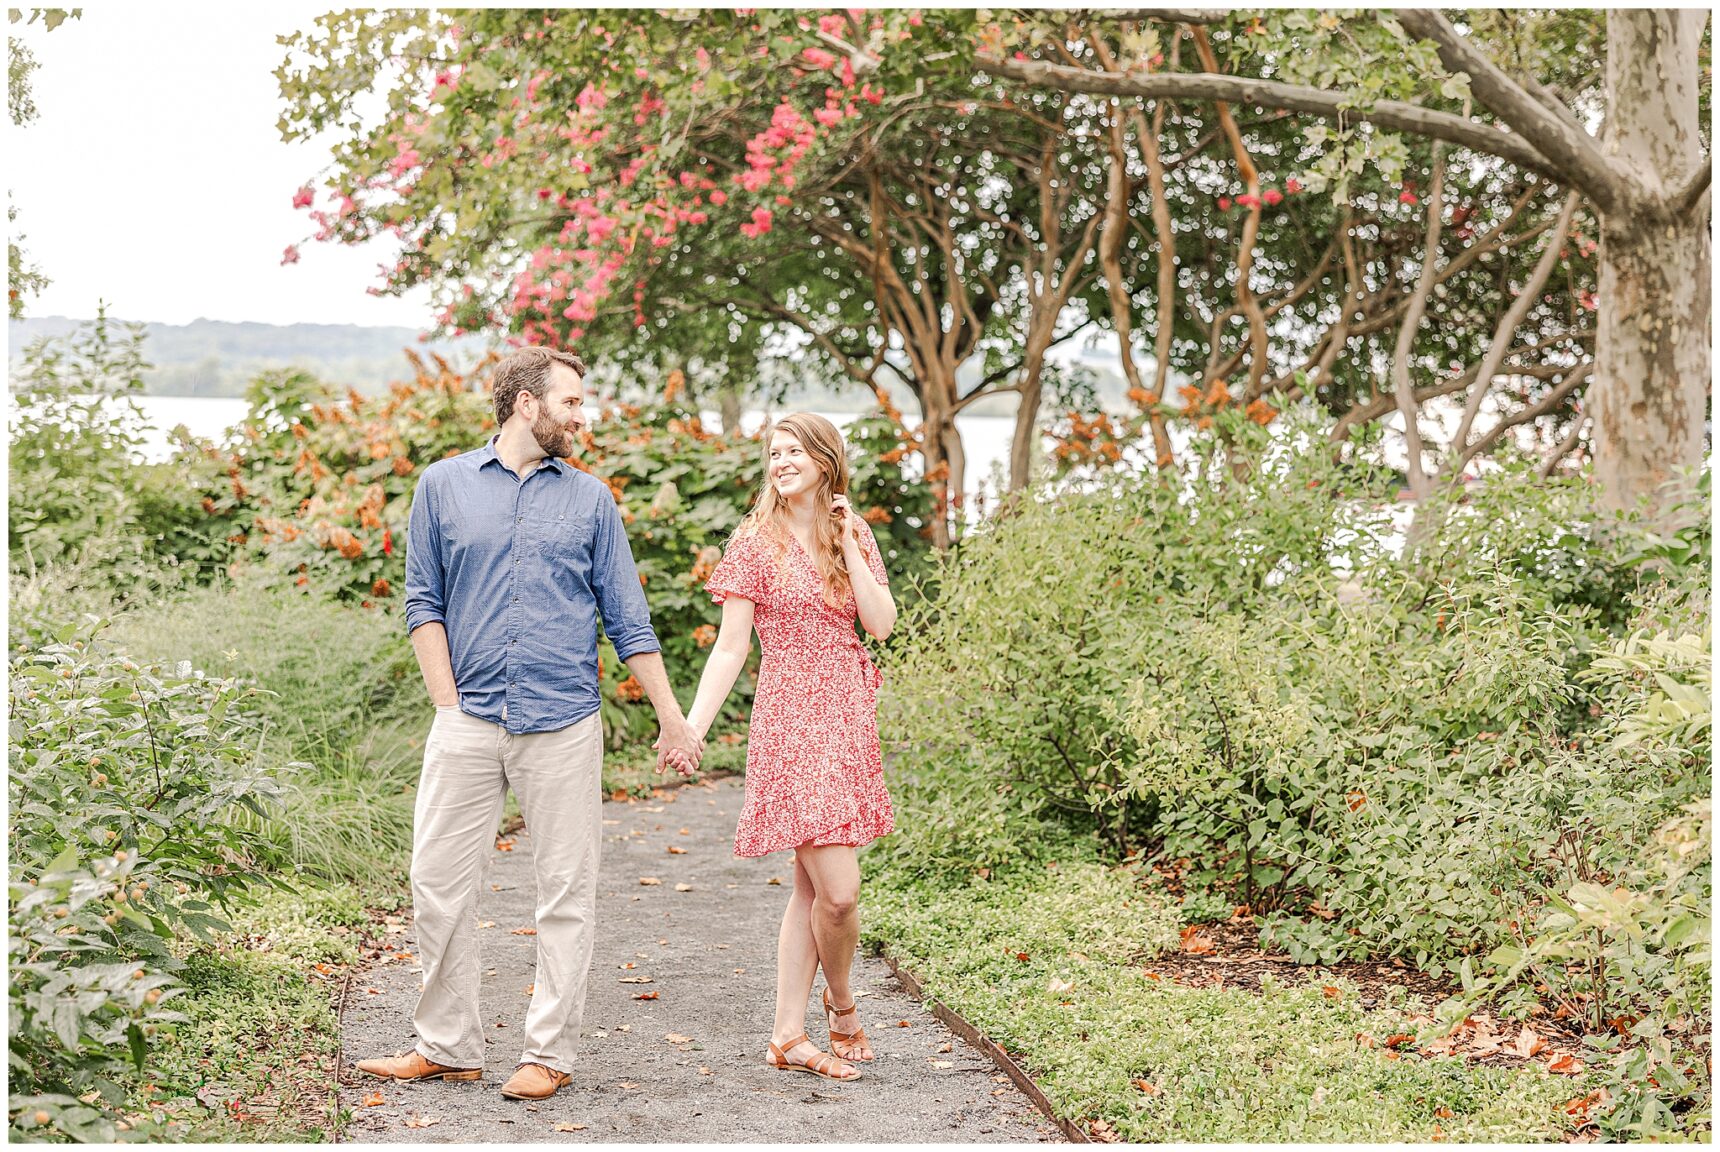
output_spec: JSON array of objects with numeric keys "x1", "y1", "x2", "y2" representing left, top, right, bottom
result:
[{"x1": 356, "y1": 346, "x2": 702, "y2": 1101}]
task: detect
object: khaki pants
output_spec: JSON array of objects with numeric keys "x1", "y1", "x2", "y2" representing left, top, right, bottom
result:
[{"x1": 409, "y1": 706, "x2": 602, "y2": 1073}]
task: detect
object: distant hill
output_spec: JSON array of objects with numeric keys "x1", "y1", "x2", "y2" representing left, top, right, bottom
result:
[
  {"x1": 7, "y1": 315, "x2": 1135, "y2": 414},
  {"x1": 7, "y1": 316, "x2": 494, "y2": 397}
]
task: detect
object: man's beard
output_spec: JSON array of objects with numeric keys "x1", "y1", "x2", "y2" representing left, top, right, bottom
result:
[{"x1": 531, "y1": 408, "x2": 575, "y2": 458}]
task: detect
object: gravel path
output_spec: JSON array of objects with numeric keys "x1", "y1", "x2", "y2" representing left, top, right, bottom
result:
[{"x1": 337, "y1": 776, "x2": 1062, "y2": 1143}]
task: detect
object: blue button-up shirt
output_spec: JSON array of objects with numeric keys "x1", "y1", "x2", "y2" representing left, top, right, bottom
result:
[{"x1": 403, "y1": 439, "x2": 659, "y2": 734}]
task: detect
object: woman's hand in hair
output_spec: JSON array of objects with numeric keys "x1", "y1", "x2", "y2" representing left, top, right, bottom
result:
[{"x1": 830, "y1": 494, "x2": 862, "y2": 542}]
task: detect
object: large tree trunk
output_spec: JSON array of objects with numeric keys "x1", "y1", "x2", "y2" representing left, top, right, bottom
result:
[{"x1": 1591, "y1": 10, "x2": 1711, "y2": 528}]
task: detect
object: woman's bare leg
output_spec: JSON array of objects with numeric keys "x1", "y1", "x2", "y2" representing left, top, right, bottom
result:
[{"x1": 797, "y1": 844, "x2": 872, "y2": 1059}]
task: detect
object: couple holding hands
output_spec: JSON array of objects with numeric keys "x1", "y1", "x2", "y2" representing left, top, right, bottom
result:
[{"x1": 355, "y1": 347, "x2": 896, "y2": 1100}]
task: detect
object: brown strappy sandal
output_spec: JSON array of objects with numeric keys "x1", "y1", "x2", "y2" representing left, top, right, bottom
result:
[
  {"x1": 823, "y1": 988, "x2": 875, "y2": 1062},
  {"x1": 766, "y1": 1033, "x2": 862, "y2": 1081}
]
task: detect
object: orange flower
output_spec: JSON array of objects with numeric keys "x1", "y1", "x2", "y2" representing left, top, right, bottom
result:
[
  {"x1": 1204, "y1": 380, "x2": 1231, "y2": 409},
  {"x1": 664, "y1": 369, "x2": 685, "y2": 402},
  {"x1": 616, "y1": 675, "x2": 646, "y2": 702},
  {"x1": 861, "y1": 506, "x2": 893, "y2": 525},
  {"x1": 1177, "y1": 384, "x2": 1204, "y2": 407},
  {"x1": 692, "y1": 624, "x2": 717, "y2": 648},
  {"x1": 326, "y1": 526, "x2": 364, "y2": 560},
  {"x1": 371, "y1": 578, "x2": 393, "y2": 597},
  {"x1": 1127, "y1": 387, "x2": 1160, "y2": 408},
  {"x1": 391, "y1": 455, "x2": 415, "y2": 476},
  {"x1": 690, "y1": 545, "x2": 722, "y2": 583},
  {"x1": 1245, "y1": 399, "x2": 1278, "y2": 425}
]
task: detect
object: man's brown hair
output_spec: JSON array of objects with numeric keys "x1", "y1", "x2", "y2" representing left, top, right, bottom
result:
[{"x1": 491, "y1": 347, "x2": 589, "y2": 425}]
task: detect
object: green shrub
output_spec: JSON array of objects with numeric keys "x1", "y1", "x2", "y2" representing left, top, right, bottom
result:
[
  {"x1": 881, "y1": 420, "x2": 1705, "y2": 1008},
  {"x1": 8, "y1": 617, "x2": 287, "y2": 1142}
]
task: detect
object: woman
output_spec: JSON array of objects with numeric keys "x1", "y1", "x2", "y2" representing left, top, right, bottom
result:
[{"x1": 684, "y1": 413, "x2": 898, "y2": 1083}]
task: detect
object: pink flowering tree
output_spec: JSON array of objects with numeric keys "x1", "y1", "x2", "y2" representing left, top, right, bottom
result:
[{"x1": 278, "y1": 9, "x2": 1130, "y2": 543}]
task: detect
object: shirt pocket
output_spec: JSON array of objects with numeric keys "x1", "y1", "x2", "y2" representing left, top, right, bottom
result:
[{"x1": 534, "y1": 510, "x2": 596, "y2": 561}]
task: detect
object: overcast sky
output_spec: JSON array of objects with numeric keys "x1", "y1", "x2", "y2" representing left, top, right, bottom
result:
[{"x1": 8, "y1": 5, "x2": 434, "y2": 328}]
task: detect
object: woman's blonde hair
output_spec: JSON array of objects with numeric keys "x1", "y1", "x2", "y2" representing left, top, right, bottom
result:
[{"x1": 737, "y1": 413, "x2": 856, "y2": 608}]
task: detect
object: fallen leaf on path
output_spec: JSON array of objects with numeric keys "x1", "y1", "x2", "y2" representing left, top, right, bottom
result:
[
  {"x1": 511, "y1": 927, "x2": 538, "y2": 936},
  {"x1": 766, "y1": 877, "x2": 781, "y2": 885},
  {"x1": 1322, "y1": 986, "x2": 1340, "y2": 999},
  {"x1": 1015, "y1": 952, "x2": 1030, "y2": 963},
  {"x1": 362, "y1": 1091, "x2": 385, "y2": 1107},
  {"x1": 619, "y1": 1082, "x2": 640, "y2": 1090},
  {"x1": 1433, "y1": 1106, "x2": 1452, "y2": 1119},
  {"x1": 698, "y1": 1066, "x2": 712, "y2": 1076},
  {"x1": 1047, "y1": 977, "x2": 1075, "y2": 994},
  {"x1": 667, "y1": 846, "x2": 687, "y2": 855},
  {"x1": 478, "y1": 921, "x2": 496, "y2": 929},
  {"x1": 621, "y1": 961, "x2": 636, "y2": 969},
  {"x1": 1089, "y1": 1118, "x2": 1120, "y2": 1142},
  {"x1": 896, "y1": 1020, "x2": 911, "y2": 1028},
  {"x1": 1384, "y1": 1033, "x2": 1414, "y2": 1050},
  {"x1": 639, "y1": 877, "x2": 661, "y2": 886},
  {"x1": 1563, "y1": 1088, "x2": 1609, "y2": 1118},
  {"x1": 496, "y1": 838, "x2": 516, "y2": 852},
  {"x1": 938, "y1": 1042, "x2": 952, "y2": 1053},
  {"x1": 554, "y1": 1122, "x2": 587, "y2": 1131},
  {"x1": 665, "y1": 1033, "x2": 694, "y2": 1044},
  {"x1": 403, "y1": 1116, "x2": 441, "y2": 1129},
  {"x1": 634, "y1": 991, "x2": 660, "y2": 1000},
  {"x1": 524, "y1": 984, "x2": 535, "y2": 995},
  {"x1": 365, "y1": 988, "x2": 380, "y2": 995},
  {"x1": 1547, "y1": 1054, "x2": 1586, "y2": 1075},
  {"x1": 1132, "y1": 1080, "x2": 1160, "y2": 1095},
  {"x1": 674, "y1": 883, "x2": 694, "y2": 892},
  {"x1": 619, "y1": 976, "x2": 653, "y2": 984},
  {"x1": 678, "y1": 827, "x2": 690, "y2": 835},
  {"x1": 930, "y1": 1059, "x2": 953, "y2": 1069}
]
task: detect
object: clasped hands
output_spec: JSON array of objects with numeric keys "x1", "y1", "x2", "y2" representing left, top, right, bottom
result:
[{"x1": 654, "y1": 715, "x2": 704, "y2": 778}]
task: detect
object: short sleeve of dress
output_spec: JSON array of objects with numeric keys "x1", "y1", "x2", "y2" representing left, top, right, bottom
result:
[
  {"x1": 858, "y1": 521, "x2": 889, "y2": 586},
  {"x1": 706, "y1": 530, "x2": 771, "y2": 606}
]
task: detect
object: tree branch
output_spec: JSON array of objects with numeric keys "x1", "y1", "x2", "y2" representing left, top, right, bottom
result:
[
  {"x1": 1448, "y1": 191, "x2": 1579, "y2": 461},
  {"x1": 1394, "y1": 10, "x2": 1630, "y2": 214},
  {"x1": 977, "y1": 53, "x2": 1558, "y2": 178},
  {"x1": 1674, "y1": 160, "x2": 1713, "y2": 217},
  {"x1": 1456, "y1": 363, "x2": 1592, "y2": 471},
  {"x1": 1391, "y1": 142, "x2": 1449, "y2": 499}
]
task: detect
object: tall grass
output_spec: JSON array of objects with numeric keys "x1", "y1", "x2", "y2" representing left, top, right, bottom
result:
[{"x1": 103, "y1": 576, "x2": 424, "y2": 881}]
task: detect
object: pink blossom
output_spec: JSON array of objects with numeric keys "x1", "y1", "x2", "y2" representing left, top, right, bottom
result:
[
  {"x1": 1218, "y1": 197, "x2": 1232, "y2": 211},
  {"x1": 908, "y1": 10, "x2": 923, "y2": 25},
  {"x1": 815, "y1": 106, "x2": 843, "y2": 127},
  {"x1": 280, "y1": 244, "x2": 301, "y2": 266},
  {"x1": 738, "y1": 207, "x2": 774, "y2": 238},
  {"x1": 1286, "y1": 178, "x2": 1303, "y2": 194},
  {"x1": 861, "y1": 84, "x2": 883, "y2": 105},
  {"x1": 1263, "y1": 188, "x2": 1283, "y2": 206},
  {"x1": 1236, "y1": 192, "x2": 1260, "y2": 209},
  {"x1": 1399, "y1": 190, "x2": 1419, "y2": 205},
  {"x1": 695, "y1": 47, "x2": 711, "y2": 71},
  {"x1": 709, "y1": 189, "x2": 728, "y2": 206},
  {"x1": 291, "y1": 185, "x2": 314, "y2": 209},
  {"x1": 802, "y1": 47, "x2": 838, "y2": 70}
]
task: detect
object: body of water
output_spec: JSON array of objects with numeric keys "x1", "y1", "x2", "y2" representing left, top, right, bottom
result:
[{"x1": 126, "y1": 395, "x2": 1024, "y2": 506}]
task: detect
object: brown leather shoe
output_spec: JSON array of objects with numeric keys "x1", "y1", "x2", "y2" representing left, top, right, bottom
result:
[
  {"x1": 355, "y1": 1051, "x2": 481, "y2": 1082},
  {"x1": 500, "y1": 1062, "x2": 573, "y2": 1100}
]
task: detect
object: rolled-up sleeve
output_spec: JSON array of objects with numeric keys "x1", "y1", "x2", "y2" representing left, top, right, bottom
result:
[
  {"x1": 403, "y1": 471, "x2": 446, "y2": 635},
  {"x1": 591, "y1": 494, "x2": 660, "y2": 661}
]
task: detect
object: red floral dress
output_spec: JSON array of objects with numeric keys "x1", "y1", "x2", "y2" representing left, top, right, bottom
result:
[{"x1": 705, "y1": 521, "x2": 896, "y2": 858}]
